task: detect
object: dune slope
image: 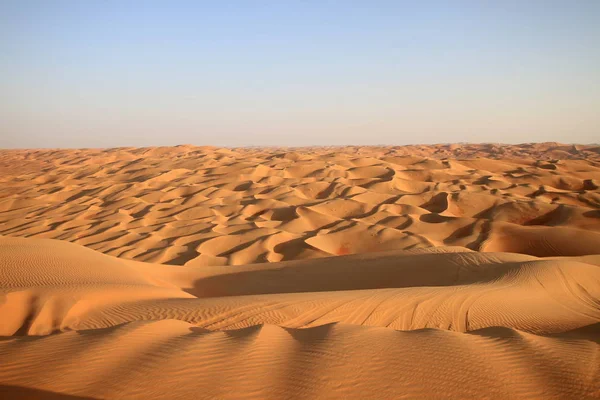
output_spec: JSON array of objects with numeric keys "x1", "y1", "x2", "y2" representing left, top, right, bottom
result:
[
  {"x1": 1, "y1": 320, "x2": 599, "y2": 400},
  {"x1": 1, "y1": 236, "x2": 599, "y2": 399}
]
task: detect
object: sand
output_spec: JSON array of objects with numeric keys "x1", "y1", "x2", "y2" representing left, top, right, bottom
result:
[{"x1": 0, "y1": 142, "x2": 599, "y2": 399}]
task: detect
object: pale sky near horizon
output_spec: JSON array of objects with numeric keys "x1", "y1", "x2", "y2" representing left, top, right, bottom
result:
[{"x1": 1, "y1": 1, "x2": 599, "y2": 148}]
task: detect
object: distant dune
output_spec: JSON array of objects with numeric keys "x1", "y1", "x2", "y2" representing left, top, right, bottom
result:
[
  {"x1": 1, "y1": 142, "x2": 599, "y2": 265},
  {"x1": 0, "y1": 143, "x2": 599, "y2": 399}
]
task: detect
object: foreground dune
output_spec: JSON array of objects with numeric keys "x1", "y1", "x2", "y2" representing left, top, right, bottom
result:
[
  {"x1": 0, "y1": 143, "x2": 599, "y2": 399},
  {"x1": 0, "y1": 236, "x2": 599, "y2": 399},
  {"x1": 2, "y1": 320, "x2": 599, "y2": 399}
]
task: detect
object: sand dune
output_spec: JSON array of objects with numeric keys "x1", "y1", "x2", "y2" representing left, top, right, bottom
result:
[
  {"x1": 0, "y1": 236, "x2": 599, "y2": 398},
  {"x1": 1, "y1": 143, "x2": 599, "y2": 399},
  {"x1": 1, "y1": 143, "x2": 599, "y2": 266},
  {"x1": 2, "y1": 235, "x2": 599, "y2": 335},
  {"x1": 1, "y1": 320, "x2": 599, "y2": 400}
]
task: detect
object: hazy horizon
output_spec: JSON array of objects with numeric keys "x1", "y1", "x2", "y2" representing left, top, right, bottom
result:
[
  {"x1": 1, "y1": 1, "x2": 599, "y2": 148},
  {"x1": 3, "y1": 140, "x2": 600, "y2": 151}
]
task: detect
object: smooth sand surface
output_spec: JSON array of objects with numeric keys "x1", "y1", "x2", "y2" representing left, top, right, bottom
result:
[{"x1": 0, "y1": 143, "x2": 599, "y2": 399}]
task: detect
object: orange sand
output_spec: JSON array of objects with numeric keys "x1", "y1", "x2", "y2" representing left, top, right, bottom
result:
[{"x1": 0, "y1": 143, "x2": 599, "y2": 399}]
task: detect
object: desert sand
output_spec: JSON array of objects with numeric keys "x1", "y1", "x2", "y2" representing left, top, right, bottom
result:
[{"x1": 0, "y1": 142, "x2": 599, "y2": 399}]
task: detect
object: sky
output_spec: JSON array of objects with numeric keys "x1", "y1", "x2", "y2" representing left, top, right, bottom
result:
[{"x1": 1, "y1": 1, "x2": 599, "y2": 148}]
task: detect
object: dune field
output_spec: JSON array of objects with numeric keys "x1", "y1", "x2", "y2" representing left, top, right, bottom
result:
[{"x1": 1, "y1": 142, "x2": 600, "y2": 399}]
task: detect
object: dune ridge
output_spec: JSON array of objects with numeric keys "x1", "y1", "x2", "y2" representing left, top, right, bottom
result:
[
  {"x1": 1, "y1": 320, "x2": 598, "y2": 399},
  {"x1": 1, "y1": 235, "x2": 599, "y2": 398},
  {"x1": 1, "y1": 143, "x2": 599, "y2": 399}
]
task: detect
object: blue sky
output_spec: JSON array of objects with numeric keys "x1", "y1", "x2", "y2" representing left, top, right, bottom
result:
[{"x1": 1, "y1": 1, "x2": 599, "y2": 148}]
